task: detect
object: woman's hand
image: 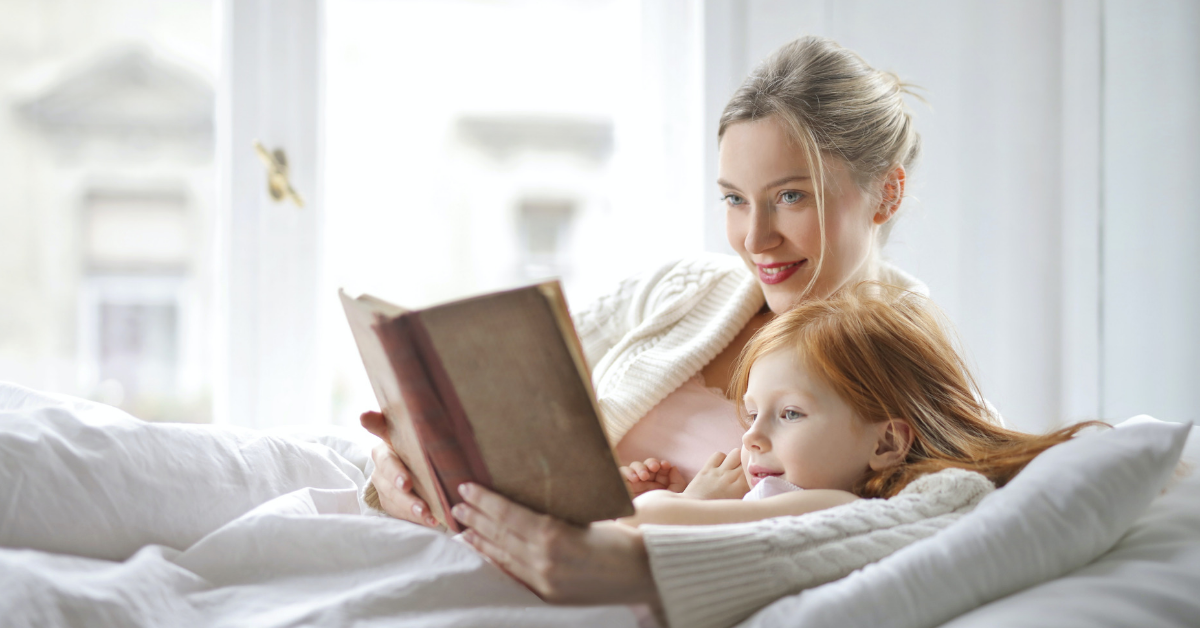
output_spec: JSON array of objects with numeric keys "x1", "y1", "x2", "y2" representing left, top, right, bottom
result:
[
  {"x1": 452, "y1": 482, "x2": 661, "y2": 607},
  {"x1": 620, "y1": 458, "x2": 686, "y2": 496},
  {"x1": 683, "y1": 448, "x2": 750, "y2": 500},
  {"x1": 361, "y1": 411, "x2": 439, "y2": 527}
]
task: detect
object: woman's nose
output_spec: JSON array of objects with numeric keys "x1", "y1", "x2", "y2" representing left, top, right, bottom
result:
[{"x1": 744, "y1": 204, "x2": 780, "y2": 254}]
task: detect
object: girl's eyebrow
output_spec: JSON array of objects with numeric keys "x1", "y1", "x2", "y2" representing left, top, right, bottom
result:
[{"x1": 717, "y1": 175, "x2": 812, "y2": 192}]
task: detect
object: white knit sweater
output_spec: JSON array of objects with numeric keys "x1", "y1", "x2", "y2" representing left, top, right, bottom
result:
[
  {"x1": 571, "y1": 254, "x2": 1000, "y2": 628},
  {"x1": 643, "y1": 468, "x2": 996, "y2": 628},
  {"x1": 573, "y1": 253, "x2": 929, "y2": 444}
]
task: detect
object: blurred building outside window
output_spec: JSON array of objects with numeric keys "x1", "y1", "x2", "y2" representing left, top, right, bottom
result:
[{"x1": 0, "y1": 0, "x2": 216, "y2": 422}]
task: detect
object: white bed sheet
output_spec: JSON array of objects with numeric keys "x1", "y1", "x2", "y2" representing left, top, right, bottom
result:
[{"x1": 0, "y1": 383, "x2": 636, "y2": 627}]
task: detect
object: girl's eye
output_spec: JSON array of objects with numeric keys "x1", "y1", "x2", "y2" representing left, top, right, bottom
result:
[
  {"x1": 721, "y1": 193, "x2": 746, "y2": 206},
  {"x1": 779, "y1": 190, "x2": 805, "y2": 204},
  {"x1": 783, "y1": 409, "x2": 806, "y2": 421}
]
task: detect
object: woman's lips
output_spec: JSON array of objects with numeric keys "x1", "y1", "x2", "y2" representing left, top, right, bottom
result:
[{"x1": 756, "y1": 260, "x2": 805, "y2": 285}]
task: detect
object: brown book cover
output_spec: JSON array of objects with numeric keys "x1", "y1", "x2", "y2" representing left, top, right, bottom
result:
[{"x1": 340, "y1": 281, "x2": 634, "y2": 531}]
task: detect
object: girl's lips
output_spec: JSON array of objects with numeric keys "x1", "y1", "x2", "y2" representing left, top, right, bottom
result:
[
  {"x1": 756, "y1": 260, "x2": 806, "y2": 285},
  {"x1": 746, "y1": 464, "x2": 783, "y2": 487}
]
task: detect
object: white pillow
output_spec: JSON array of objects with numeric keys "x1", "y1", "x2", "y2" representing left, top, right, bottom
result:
[
  {"x1": 740, "y1": 417, "x2": 1192, "y2": 628},
  {"x1": 0, "y1": 382, "x2": 366, "y2": 562},
  {"x1": 939, "y1": 422, "x2": 1200, "y2": 627}
]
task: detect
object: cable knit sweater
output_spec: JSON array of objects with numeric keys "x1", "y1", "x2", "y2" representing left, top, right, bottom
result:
[
  {"x1": 643, "y1": 468, "x2": 996, "y2": 628},
  {"x1": 573, "y1": 253, "x2": 928, "y2": 444},
  {"x1": 571, "y1": 254, "x2": 1003, "y2": 628}
]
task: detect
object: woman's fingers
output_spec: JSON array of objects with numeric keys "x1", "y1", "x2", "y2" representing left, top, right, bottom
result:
[
  {"x1": 455, "y1": 486, "x2": 660, "y2": 607},
  {"x1": 451, "y1": 501, "x2": 512, "y2": 549},
  {"x1": 456, "y1": 483, "x2": 542, "y2": 544},
  {"x1": 360, "y1": 410, "x2": 388, "y2": 439},
  {"x1": 460, "y1": 528, "x2": 537, "y2": 591},
  {"x1": 369, "y1": 441, "x2": 438, "y2": 527}
]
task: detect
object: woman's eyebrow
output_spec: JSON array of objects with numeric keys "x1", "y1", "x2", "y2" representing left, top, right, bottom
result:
[{"x1": 717, "y1": 175, "x2": 811, "y2": 192}]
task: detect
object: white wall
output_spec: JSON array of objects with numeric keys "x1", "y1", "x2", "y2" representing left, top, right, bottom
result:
[
  {"x1": 705, "y1": 0, "x2": 1199, "y2": 431},
  {"x1": 1102, "y1": 0, "x2": 1200, "y2": 424}
]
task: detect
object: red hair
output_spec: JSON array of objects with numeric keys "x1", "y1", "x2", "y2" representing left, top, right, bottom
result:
[{"x1": 730, "y1": 283, "x2": 1104, "y2": 498}]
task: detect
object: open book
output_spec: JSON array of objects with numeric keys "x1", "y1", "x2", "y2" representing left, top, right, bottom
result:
[{"x1": 340, "y1": 282, "x2": 633, "y2": 531}]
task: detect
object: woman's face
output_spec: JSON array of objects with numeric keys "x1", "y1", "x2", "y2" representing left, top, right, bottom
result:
[{"x1": 720, "y1": 116, "x2": 886, "y2": 312}]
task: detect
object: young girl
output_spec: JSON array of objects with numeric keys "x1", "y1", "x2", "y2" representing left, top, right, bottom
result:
[{"x1": 619, "y1": 282, "x2": 1100, "y2": 527}]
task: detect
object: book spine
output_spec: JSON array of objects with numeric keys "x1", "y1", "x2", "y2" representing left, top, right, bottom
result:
[
  {"x1": 407, "y1": 314, "x2": 495, "y2": 491},
  {"x1": 374, "y1": 314, "x2": 469, "y2": 532}
]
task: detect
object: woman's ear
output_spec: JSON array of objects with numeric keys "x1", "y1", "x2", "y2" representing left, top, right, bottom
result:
[
  {"x1": 868, "y1": 418, "x2": 914, "y2": 471},
  {"x1": 873, "y1": 165, "x2": 906, "y2": 225}
]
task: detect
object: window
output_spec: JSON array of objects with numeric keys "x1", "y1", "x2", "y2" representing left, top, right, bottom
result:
[{"x1": 0, "y1": 1, "x2": 216, "y2": 422}]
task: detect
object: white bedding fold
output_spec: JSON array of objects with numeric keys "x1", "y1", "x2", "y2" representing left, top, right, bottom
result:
[{"x1": 0, "y1": 382, "x2": 636, "y2": 627}]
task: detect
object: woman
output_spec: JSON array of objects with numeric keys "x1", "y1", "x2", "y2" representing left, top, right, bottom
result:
[{"x1": 362, "y1": 35, "x2": 935, "y2": 626}]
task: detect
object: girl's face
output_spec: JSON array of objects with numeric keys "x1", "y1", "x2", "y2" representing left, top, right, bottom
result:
[
  {"x1": 740, "y1": 348, "x2": 880, "y2": 492},
  {"x1": 720, "y1": 115, "x2": 885, "y2": 312}
]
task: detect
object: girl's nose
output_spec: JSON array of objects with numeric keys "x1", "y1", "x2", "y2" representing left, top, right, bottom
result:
[
  {"x1": 742, "y1": 418, "x2": 770, "y2": 452},
  {"x1": 744, "y1": 204, "x2": 780, "y2": 254}
]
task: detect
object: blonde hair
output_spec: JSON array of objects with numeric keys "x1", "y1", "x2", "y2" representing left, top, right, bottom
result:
[
  {"x1": 730, "y1": 283, "x2": 1104, "y2": 498},
  {"x1": 719, "y1": 36, "x2": 923, "y2": 299}
]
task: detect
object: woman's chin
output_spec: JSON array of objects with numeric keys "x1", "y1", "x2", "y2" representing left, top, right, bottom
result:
[{"x1": 761, "y1": 284, "x2": 807, "y2": 313}]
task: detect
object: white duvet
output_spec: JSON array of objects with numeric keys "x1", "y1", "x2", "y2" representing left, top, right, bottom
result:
[
  {"x1": 1, "y1": 382, "x2": 1198, "y2": 628},
  {"x1": 0, "y1": 384, "x2": 635, "y2": 627}
]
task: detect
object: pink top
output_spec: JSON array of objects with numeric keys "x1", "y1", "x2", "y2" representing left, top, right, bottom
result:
[{"x1": 614, "y1": 373, "x2": 746, "y2": 482}]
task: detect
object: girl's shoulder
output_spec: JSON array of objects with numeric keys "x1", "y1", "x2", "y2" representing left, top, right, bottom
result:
[{"x1": 896, "y1": 468, "x2": 996, "y2": 507}]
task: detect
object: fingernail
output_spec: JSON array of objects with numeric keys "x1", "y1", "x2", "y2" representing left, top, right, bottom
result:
[
  {"x1": 458, "y1": 483, "x2": 473, "y2": 498},
  {"x1": 412, "y1": 503, "x2": 424, "y2": 517},
  {"x1": 426, "y1": 517, "x2": 438, "y2": 526},
  {"x1": 395, "y1": 476, "x2": 406, "y2": 490},
  {"x1": 451, "y1": 504, "x2": 465, "y2": 518}
]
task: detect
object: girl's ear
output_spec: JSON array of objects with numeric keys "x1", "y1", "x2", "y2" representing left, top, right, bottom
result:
[
  {"x1": 868, "y1": 418, "x2": 914, "y2": 471},
  {"x1": 873, "y1": 165, "x2": 906, "y2": 225}
]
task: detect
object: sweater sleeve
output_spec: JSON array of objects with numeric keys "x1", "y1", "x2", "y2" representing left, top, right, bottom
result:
[{"x1": 641, "y1": 469, "x2": 994, "y2": 628}]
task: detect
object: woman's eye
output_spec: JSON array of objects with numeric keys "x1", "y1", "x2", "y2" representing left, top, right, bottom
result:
[
  {"x1": 722, "y1": 194, "x2": 746, "y2": 206},
  {"x1": 779, "y1": 190, "x2": 804, "y2": 204},
  {"x1": 783, "y1": 409, "x2": 806, "y2": 421}
]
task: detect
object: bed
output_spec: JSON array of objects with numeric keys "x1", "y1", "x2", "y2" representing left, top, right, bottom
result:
[{"x1": 2, "y1": 381, "x2": 1197, "y2": 627}]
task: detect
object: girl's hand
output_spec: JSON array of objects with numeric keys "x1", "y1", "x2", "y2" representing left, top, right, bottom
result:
[
  {"x1": 361, "y1": 411, "x2": 439, "y2": 527},
  {"x1": 452, "y1": 482, "x2": 661, "y2": 607},
  {"x1": 683, "y1": 448, "x2": 750, "y2": 500},
  {"x1": 619, "y1": 458, "x2": 686, "y2": 496}
]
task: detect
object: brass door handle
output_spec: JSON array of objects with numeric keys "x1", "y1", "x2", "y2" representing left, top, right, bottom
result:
[{"x1": 253, "y1": 140, "x2": 305, "y2": 208}]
